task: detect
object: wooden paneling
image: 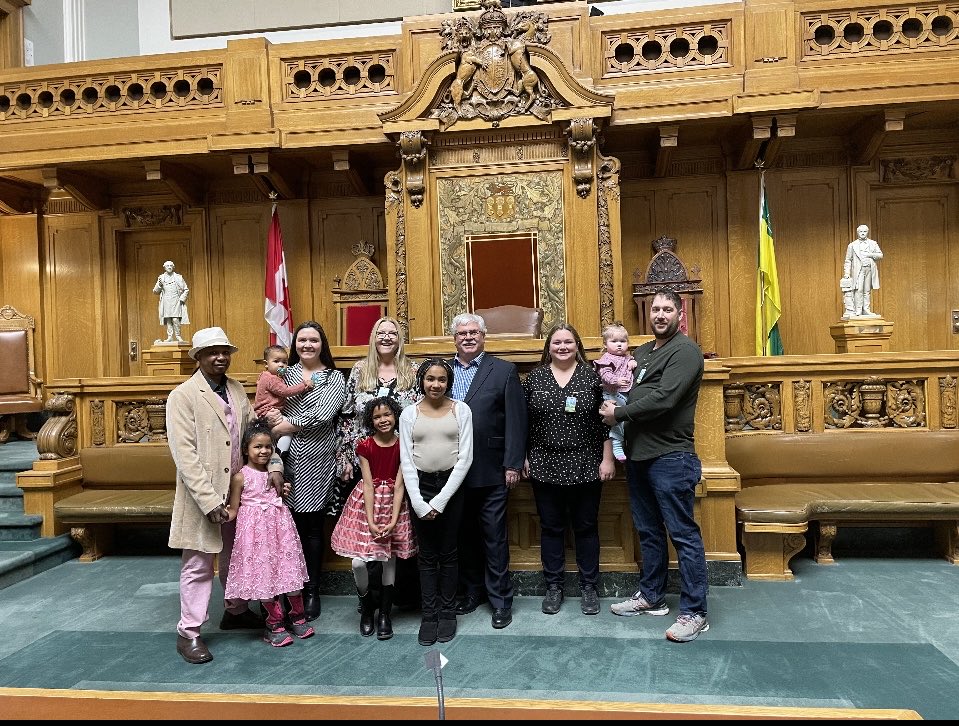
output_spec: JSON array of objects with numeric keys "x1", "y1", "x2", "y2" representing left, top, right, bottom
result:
[
  {"x1": 775, "y1": 169, "x2": 849, "y2": 355},
  {"x1": 619, "y1": 187, "x2": 655, "y2": 334},
  {"x1": 43, "y1": 214, "x2": 103, "y2": 379},
  {"x1": 873, "y1": 187, "x2": 959, "y2": 353},
  {"x1": 209, "y1": 205, "x2": 271, "y2": 373},
  {"x1": 0, "y1": 213, "x2": 41, "y2": 321}
]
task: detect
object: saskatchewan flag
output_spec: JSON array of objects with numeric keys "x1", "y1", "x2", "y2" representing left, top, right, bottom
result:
[{"x1": 755, "y1": 172, "x2": 784, "y2": 356}]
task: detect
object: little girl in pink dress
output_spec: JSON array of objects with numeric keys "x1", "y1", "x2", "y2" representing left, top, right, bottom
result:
[
  {"x1": 225, "y1": 419, "x2": 312, "y2": 647},
  {"x1": 331, "y1": 397, "x2": 417, "y2": 640}
]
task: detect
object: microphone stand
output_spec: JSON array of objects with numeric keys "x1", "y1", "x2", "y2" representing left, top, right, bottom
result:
[{"x1": 424, "y1": 649, "x2": 446, "y2": 720}]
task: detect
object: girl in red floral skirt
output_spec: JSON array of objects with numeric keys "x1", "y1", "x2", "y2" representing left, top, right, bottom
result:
[{"x1": 331, "y1": 397, "x2": 417, "y2": 640}]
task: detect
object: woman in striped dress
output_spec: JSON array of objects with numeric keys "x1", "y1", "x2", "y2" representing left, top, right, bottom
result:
[{"x1": 268, "y1": 321, "x2": 346, "y2": 621}]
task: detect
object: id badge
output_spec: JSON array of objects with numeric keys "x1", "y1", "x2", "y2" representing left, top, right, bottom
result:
[
  {"x1": 376, "y1": 386, "x2": 391, "y2": 398},
  {"x1": 637, "y1": 367, "x2": 647, "y2": 383},
  {"x1": 565, "y1": 396, "x2": 577, "y2": 413}
]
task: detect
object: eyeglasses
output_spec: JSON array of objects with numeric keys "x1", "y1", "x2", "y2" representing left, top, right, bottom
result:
[
  {"x1": 375, "y1": 332, "x2": 398, "y2": 340},
  {"x1": 454, "y1": 329, "x2": 483, "y2": 339}
]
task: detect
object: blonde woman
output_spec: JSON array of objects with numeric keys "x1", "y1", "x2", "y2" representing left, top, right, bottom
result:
[{"x1": 337, "y1": 317, "x2": 421, "y2": 483}]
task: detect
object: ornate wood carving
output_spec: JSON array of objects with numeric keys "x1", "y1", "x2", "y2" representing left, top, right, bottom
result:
[
  {"x1": 567, "y1": 118, "x2": 597, "y2": 198},
  {"x1": 802, "y1": 5, "x2": 959, "y2": 60},
  {"x1": 117, "y1": 401, "x2": 150, "y2": 443},
  {"x1": 824, "y1": 376, "x2": 926, "y2": 429},
  {"x1": 436, "y1": 172, "x2": 566, "y2": 333},
  {"x1": 283, "y1": 52, "x2": 395, "y2": 101},
  {"x1": 603, "y1": 20, "x2": 731, "y2": 76},
  {"x1": 725, "y1": 383, "x2": 782, "y2": 432},
  {"x1": 398, "y1": 131, "x2": 428, "y2": 209},
  {"x1": 880, "y1": 156, "x2": 956, "y2": 183},
  {"x1": 784, "y1": 533, "x2": 807, "y2": 569},
  {"x1": 0, "y1": 66, "x2": 222, "y2": 123},
  {"x1": 940, "y1": 376, "x2": 957, "y2": 429},
  {"x1": 597, "y1": 153, "x2": 621, "y2": 328},
  {"x1": 815, "y1": 522, "x2": 837, "y2": 564},
  {"x1": 37, "y1": 392, "x2": 77, "y2": 460},
  {"x1": 385, "y1": 170, "x2": 409, "y2": 334},
  {"x1": 145, "y1": 397, "x2": 168, "y2": 443},
  {"x1": 794, "y1": 380, "x2": 812, "y2": 432},
  {"x1": 90, "y1": 399, "x2": 105, "y2": 446},
  {"x1": 724, "y1": 384, "x2": 746, "y2": 432},
  {"x1": 433, "y1": 0, "x2": 559, "y2": 130},
  {"x1": 122, "y1": 205, "x2": 183, "y2": 227}
]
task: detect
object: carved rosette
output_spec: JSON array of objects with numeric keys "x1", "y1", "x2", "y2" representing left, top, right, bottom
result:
[
  {"x1": 37, "y1": 392, "x2": 78, "y2": 460},
  {"x1": 940, "y1": 376, "x2": 957, "y2": 429},
  {"x1": 398, "y1": 131, "x2": 428, "y2": 209},
  {"x1": 117, "y1": 401, "x2": 150, "y2": 443},
  {"x1": 596, "y1": 154, "x2": 620, "y2": 328},
  {"x1": 385, "y1": 171, "x2": 409, "y2": 334},
  {"x1": 145, "y1": 398, "x2": 168, "y2": 443},
  {"x1": 566, "y1": 118, "x2": 597, "y2": 198},
  {"x1": 89, "y1": 399, "x2": 105, "y2": 446},
  {"x1": 793, "y1": 380, "x2": 812, "y2": 432}
]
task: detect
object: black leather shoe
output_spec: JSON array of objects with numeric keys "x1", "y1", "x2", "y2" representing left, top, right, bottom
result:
[
  {"x1": 219, "y1": 608, "x2": 264, "y2": 630},
  {"x1": 176, "y1": 635, "x2": 213, "y2": 664},
  {"x1": 455, "y1": 593, "x2": 487, "y2": 615},
  {"x1": 491, "y1": 607, "x2": 512, "y2": 629}
]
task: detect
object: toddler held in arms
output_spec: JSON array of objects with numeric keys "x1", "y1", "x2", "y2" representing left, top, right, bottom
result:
[
  {"x1": 254, "y1": 345, "x2": 312, "y2": 456},
  {"x1": 592, "y1": 323, "x2": 637, "y2": 462}
]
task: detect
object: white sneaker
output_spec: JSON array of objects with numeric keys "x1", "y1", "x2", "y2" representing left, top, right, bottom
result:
[
  {"x1": 665, "y1": 612, "x2": 709, "y2": 642},
  {"x1": 609, "y1": 591, "x2": 668, "y2": 617}
]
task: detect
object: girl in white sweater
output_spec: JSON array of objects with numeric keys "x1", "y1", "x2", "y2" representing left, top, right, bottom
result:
[{"x1": 399, "y1": 358, "x2": 473, "y2": 647}]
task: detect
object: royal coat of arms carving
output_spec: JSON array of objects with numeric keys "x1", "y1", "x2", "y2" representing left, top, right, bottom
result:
[{"x1": 434, "y1": 0, "x2": 561, "y2": 130}]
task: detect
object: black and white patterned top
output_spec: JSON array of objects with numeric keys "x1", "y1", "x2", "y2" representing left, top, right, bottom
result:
[
  {"x1": 523, "y1": 363, "x2": 608, "y2": 486},
  {"x1": 281, "y1": 364, "x2": 347, "y2": 513}
]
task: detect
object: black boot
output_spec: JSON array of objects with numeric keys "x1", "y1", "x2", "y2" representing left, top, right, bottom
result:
[
  {"x1": 377, "y1": 584, "x2": 394, "y2": 641},
  {"x1": 437, "y1": 611, "x2": 457, "y2": 643},
  {"x1": 359, "y1": 590, "x2": 376, "y2": 637},
  {"x1": 303, "y1": 584, "x2": 321, "y2": 622}
]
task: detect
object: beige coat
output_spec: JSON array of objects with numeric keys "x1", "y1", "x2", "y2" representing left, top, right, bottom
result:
[{"x1": 166, "y1": 370, "x2": 253, "y2": 553}]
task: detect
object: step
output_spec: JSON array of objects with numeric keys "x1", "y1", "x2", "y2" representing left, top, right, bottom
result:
[
  {"x1": 0, "y1": 483, "x2": 25, "y2": 513},
  {"x1": 0, "y1": 534, "x2": 77, "y2": 590},
  {"x1": 0, "y1": 440, "x2": 39, "y2": 473},
  {"x1": 0, "y1": 512, "x2": 43, "y2": 541}
]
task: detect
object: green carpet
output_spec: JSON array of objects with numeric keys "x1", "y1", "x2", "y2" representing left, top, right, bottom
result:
[{"x1": 0, "y1": 630, "x2": 955, "y2": 719}]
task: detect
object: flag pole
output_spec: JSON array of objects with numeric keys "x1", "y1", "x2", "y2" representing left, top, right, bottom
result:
[
  {"x1": 269, "y1": 190, "x2": 277, "y2": 217},
  {"x1": 756, "y1": 160, "x2": 767, "y2": 356}
]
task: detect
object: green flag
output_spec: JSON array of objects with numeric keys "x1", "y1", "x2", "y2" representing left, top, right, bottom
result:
[{"x1": 756, "y1": 172, "x2": 784, "y2": 356}]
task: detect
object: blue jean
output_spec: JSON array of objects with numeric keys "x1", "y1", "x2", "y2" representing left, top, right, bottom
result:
[
  {"x1": 603, "y1": 391, "x2": 627, "y2": 446},
  {"x1": 625, "y1": 452, "x2": 707, "y2": 615}
]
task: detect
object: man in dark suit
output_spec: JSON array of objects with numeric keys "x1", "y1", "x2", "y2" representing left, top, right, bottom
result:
[{"x1": 448, "y1": 313, "x2": 527, "y2": 629}]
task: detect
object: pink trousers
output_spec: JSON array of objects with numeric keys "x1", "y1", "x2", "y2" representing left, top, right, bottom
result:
[{"x1": 176, "y1": 519, "x2": 248, "y2": 639}]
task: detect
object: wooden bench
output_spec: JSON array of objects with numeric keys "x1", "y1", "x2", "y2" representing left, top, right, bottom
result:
[
  {"x1": 728, "y1": 430, "x2": 959, "y2": 580},
  {"x1": 53, "y1": 447, "x2": 175, "y2": 561}
]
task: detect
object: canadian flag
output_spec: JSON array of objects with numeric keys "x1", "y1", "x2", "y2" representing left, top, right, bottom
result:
[{"x1": 264, "y1": 207, "x2": 294, "y2": 348}]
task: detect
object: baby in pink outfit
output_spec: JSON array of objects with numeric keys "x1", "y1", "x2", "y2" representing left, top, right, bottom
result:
[
  {"x1": 254, "y1": 345, "x2": 312, "y2": 454},
  {"x1": 592, "y1": 323, "x2": 637, "y2": 462}
]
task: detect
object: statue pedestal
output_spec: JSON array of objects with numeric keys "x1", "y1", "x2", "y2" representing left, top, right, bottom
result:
[
  {"x1": 829, "y1": 318, "x2": 894, "y2": 354},
  {"x1": 143, "y1": 343, "x2": 195, "y2": 376}
]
